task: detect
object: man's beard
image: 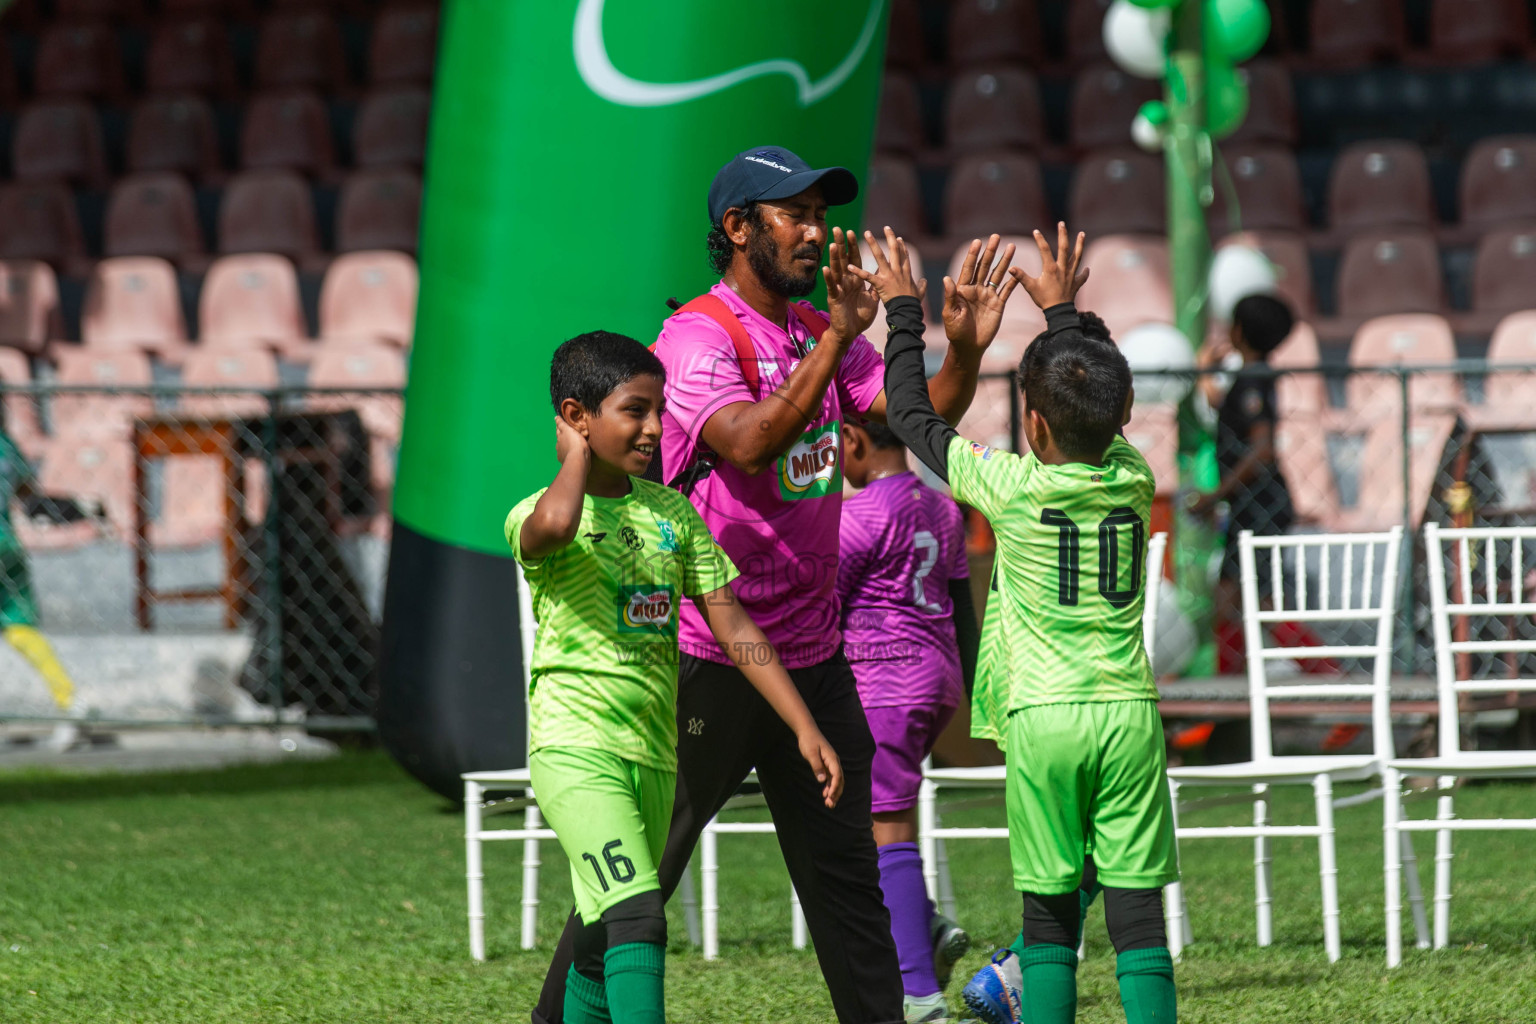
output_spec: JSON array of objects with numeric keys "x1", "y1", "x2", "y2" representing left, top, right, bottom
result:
[{"x1": 746, "y1": 226, "x2": 819, "y2": 298}]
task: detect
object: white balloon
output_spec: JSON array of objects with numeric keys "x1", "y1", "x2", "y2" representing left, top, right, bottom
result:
[
  {"x1": 1152, "y1": 583, "x2": 1197, "y2": 678},
  {"x1": 1131, "y1": 111, "x2": 1164, "y2": 153},
  {"x1": 1120, "y1": 322, "x2": 1195, "y2": 404},
  {"x1": 1209, "y1": 245, "x2": 1278, "y2": 322},
  {"x1": 1103, "y1": 0, "x2": 1171, "y2": 79}
]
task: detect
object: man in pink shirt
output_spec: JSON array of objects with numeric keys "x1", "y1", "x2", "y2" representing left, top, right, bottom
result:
[{"x1": 531, "y1": 147, "x2": 1019, "y2": 1024}]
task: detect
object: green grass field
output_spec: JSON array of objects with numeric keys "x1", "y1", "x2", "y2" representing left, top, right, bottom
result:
[{"x1": 1, "y1": 750, "x2": 1532, "y2": 1023}]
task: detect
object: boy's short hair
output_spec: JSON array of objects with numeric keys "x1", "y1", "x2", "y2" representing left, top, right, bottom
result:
[
  {"x1": 1076, "y1": 309, "x2": 1112, "y2": 344},
  {"x1": 855, "y1": 419, "x2": 906, "y2": 451},
  {"x1": 549, "y1": 331, "x2": 665, "y2": 414},
  {"x1": 1020, "y1": 331, "x2": 1133, "y2": 462},
  {"x1": 1232, "y1": 294, "x2": 1295, "y2": 358}
]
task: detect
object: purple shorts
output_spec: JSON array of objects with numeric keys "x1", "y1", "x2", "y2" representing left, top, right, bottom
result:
[{"x1": 864, "y1": 702, "x2": 958, "y2": 813}]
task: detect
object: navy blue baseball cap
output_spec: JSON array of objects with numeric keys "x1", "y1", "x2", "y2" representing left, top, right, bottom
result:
[{"x1": 707, "y1": 146, "x2": 859, "y2": 226}]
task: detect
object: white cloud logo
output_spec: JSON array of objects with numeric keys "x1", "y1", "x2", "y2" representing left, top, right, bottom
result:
[{"x1": 573, "y1": 0, "x2": 884, "y2": 108}]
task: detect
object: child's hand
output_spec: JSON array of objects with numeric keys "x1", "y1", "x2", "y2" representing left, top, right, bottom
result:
[
  {"x1": 846, "y1": 227, "x2": 928, "y2": 305},
  {"x1": 797, "y1": 728, "x2": 844, "y2": 808},
  {"x1": 553, "y1": 415, "x2": 590, "y2": 466},
  {"x1": 942, "y1": 234, "x2": 1021, "y2": 353},
  {"x1": 1009, "y1": 222, "x2": 1089, "y2": 311},
  {"x1": 823, "y1": 227, "x2": 880, "y2": 343}
]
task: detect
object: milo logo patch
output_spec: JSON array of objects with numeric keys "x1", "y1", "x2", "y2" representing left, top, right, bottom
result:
[
  {"x1": 778, "y1": 421, "x2": 841, "y2": 500},
  {"x1": 618, "y1": 584, "x2": 677, "y2": 635}
]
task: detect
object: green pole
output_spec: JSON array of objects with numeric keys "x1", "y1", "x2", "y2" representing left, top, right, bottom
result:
[{"x1": 379, "y1": 0, "x2": 888, "y2": 797}]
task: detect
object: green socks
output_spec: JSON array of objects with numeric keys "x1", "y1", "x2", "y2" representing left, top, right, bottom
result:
[
  {"x1": 1117, "y1": 947, "x2": 1177, "y2": 1024},
  {"x1": 602, "y1": 941, "x2": 666, "y2": 1024},
  {"x1": 563, "y1": 966, "x2": 612, "y2": 1024},
  {"x1": 1019, "y1": 943, "x2": 1078, "y2": 1024}
]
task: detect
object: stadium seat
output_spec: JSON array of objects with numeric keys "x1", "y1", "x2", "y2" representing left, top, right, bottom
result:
[
  {"x1": 11, "y1": 100, "x2": 109, "y2": 189},
  {"x1": 1346, "y1": 313, "x2": 1460, "y2": 415},
  {"x1": 885, "y1": 0, "x2": 927, "y2": 69},
  {"x1": 31, "y1": 433, "x2": 137, "y2": 547},
  {"x1": 0, "y1": 348, "x2": 43, "y2": 456},
  {"x1": 335, "y1": 168, "x2": 422, "y2": 254},
  {"x1": 80, "y1": 257, "x2": 189, "y2": 361},
  {"x1": 0, "y1": 183, "x2": 89, "y2": 271},
  {"x1": 50, "y1": 348, "x2": 156, "y2": 438},
  {"x1": 145, "y1": 18, "x2": 239, "y2": 97},
  {"x1": 1226, "y1": 60, "x2": 1298, "y2": 147},
  {"x1": 1470, "y1": 227, "x2": 1536, "y2": 316},
  {"x1": 861, "y1": 154, "x2": 927, "y2": 239},
  {"x1": 1458, "y1": 135, "x2": 1536, "y2": 230},
  {"x1": 255, "y1": 10, "x2": 349, "y2": 92},
  {"x1": 103, "y1": 173, "x2": 206, "y2": 262},
  {"x1": 308, "y1": 344, "x2": 406, "y2": 492},
  {"x1": 1073, "y1": 234, "x2": 1173, "y2": 333},
  {"x1": 239, "y1": 90, "x2": 337, "y2": 178},
  {"x1": 199, "y1": 253, "x2": 308, "y2": 355},
  {"x1": 0, "y1": 260, "x2": 61, "y2": 356},
  {"x1": 179, "y1": 347, "x2": 281, "y2": 419},
  {"x1": 1216, "y1": 230, "x2": 1315, "y2": 315},
  {"x1": 1123, "y1": 402, "x2": 1178, "y2": 495},
  {"x1": 1210, "y1": 145, "x2": 1307, "y2": 233},
  {"x1": 874, "y1": 72, "x2": 924, "y2": 156},
  {"x1": 942, "y1": 153, "x2": 1051, "y2": 240},
  {"x1": 1336, "y1": 232, "x2": 1445, "y2": 323},
  {"x1": 1473, "y1": 310, "x2": 1536, "y2": 417},
  {"x1": 1270, "y1": 320, "x2": 1327, "y2": 415},
  {"x1": 944, "y1": 66, "x2": 1046, "y2": 155},
  {"x1": 1327, "y1": 141, "x2": 1435, "y2": 233},
  {"x1": 319, "y1": 250, "x2": 418, "y2": 347},
  {"x1": 353, "y1": 87, "x2": 431, "y2": 169},
  {"x1": 1274, "y1": 412, "x2": 1340, "y2": 525},
  {"x1": 34, "y1": 21, "x2": 127, "y2": 101},
  {"x1": 956, "y1": 375, "x2": 1017, "y2": 454},
  {"x1": 1069, "y1": 150, "x2": 1166, "y2": 238},
  {"x1": 1342, "y1": 413, "x2": 1457, "y2": 531},
  {"x1": 1308, "y1": 0, "x2": 1408, "y2": 66},
  {"x1": 947, "y1": 0, "x2": 1043, "y2": 66},
  {"x1": 1428, "y1": 0, "x2": 1531, "y2": 63},
  {"x1": 369, "y1": 4, "x2": 438, "y2": 86},
  {"x1": 1066, "y1": 0, "x2": 1114, "y2": 64},
  {"x1": 1070, "y1": 65, "x2": 1161, "y2": 151},
  {"x1": 126, "y1": 95, "x2": 222, "y2": 182},
  {"x1": 218, "y1": 170, "x2": 321, "y2": 261}
]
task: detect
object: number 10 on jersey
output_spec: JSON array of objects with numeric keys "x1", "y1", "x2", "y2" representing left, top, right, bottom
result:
[{"x1": 1040, "y1": 506, "x2": 1145, "y2": 608}]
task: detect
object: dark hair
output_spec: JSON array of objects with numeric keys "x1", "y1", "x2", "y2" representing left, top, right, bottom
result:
[
  {"x1": 1020, "y1": 332, "x2": 1133, "y2": 461},
  {"x1": 705, "y1": 202, "x2": 763, "y2": 276},
  {"x1": 1076, "y1": 309, "x2": 1112, "y2": 344},
  {"x1": 1232, "y1": 294, "x2": 1295, "y2": 358},
  {"x1": 855, "y1": 419, "x2": 905, "y2": 451},
  {"x1": 549, "y1": 331, "x2": 665, "y2": 414}
]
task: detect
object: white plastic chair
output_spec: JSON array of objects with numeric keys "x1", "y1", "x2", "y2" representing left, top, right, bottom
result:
[
  {"x1": 1384, "y1": 524, "x2": 1536, "y2": 968},
  {"x1": 1166, "y1": 527, "x2": 1428, "y2": 963}
]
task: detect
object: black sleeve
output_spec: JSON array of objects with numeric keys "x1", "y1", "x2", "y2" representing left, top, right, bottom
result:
[
  {"x1": 948, "y1": 576, "x2": 980, "y2": 701},
  {"x1": 881, "y1": 295, "x2": 957, "y2": 482}
]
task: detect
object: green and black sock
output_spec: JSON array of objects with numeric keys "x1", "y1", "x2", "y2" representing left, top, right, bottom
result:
[
  {"x1": 1019, "y1": 943, "x2": 1078, "y2": 1024},
  {"x1": 603, "y1": 941, "x2": 665, "y2": 1024},
  {"x1": 1117, "y1": 947, "x2": 1177, "y2": 1024},
  {"x1": 563, "y1": 965, "x2": 612, "y2": 1024}
]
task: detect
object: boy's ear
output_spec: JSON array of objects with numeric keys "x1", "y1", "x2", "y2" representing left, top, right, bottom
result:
[
  {"x1": 558, "y1": 397, "x2": 591, "y2": 437},
  {"x1": 1025, "y1": 408, "x2": 1049, "y2": 453},
  {"x1": 1122, "y1": 385, "x2": 1135, "y2": 426},
  {"x1": 844, "y1": 423, "x2": 865, "y2": 460}
]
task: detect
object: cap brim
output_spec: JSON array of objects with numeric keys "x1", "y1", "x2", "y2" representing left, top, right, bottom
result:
[{"x1": 752, "y1": 166, "x2": 859, "y2": 208}]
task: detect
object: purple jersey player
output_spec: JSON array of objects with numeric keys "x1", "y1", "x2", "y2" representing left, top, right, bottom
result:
[{"x1": 837, "y1": 419, "x2": 980, "y2": 1016}]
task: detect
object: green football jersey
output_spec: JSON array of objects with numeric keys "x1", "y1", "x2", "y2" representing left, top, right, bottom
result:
[
  {"x1": 505, "y1": 476, "x2": 738, "y2": 772},
  {"x1": 946, "y1": 435, "x2": 1157, "y2": 749}
]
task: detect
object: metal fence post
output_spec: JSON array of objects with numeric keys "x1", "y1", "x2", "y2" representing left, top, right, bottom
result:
[
  {"x1": 262, "y1": 390, "x2": 284, "y2": 718},
  {"x1": 1397, "y1": 369, "x2": 1415, "y2": 673}
]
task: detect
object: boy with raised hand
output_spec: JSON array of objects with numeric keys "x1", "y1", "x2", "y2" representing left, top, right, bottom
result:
[
  {"x1": 837, "y1": 418, "x2": 981, "y2": 1023},
  {"x1": 851, "y1": 226, "x2": 1179, "y2": 1024},
  {"x1": 506, "y1": 331, "x2": 844, "y2": 1024}
]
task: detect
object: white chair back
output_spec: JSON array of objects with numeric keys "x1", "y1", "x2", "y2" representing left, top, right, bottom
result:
[{"x1": 1143, "y1": 531, "x2": 1168, "y2": 655}]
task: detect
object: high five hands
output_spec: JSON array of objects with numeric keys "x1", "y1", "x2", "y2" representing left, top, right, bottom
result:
[
  {"x1": 1010, "y1": 222, "x2": 1091, "y2": 311},
  {"x1": 822, "y1": 226, "x2": 882, "y2": 342}
]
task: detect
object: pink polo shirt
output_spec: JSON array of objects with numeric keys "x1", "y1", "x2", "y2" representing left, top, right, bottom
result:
[{"x1": 652, "y1": 281, "x2": 886, "y2": 668}]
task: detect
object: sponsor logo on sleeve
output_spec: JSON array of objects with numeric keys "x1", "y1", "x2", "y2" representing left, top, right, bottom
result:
[
  {"x1": 617, "y1": 584, "x2": 677, "y2": 635},
  {"x1": 778, "y1": 421, "x2": 842, "y2": 500},
  {"x1": 969, "y1": 442, "x2": 995, "y2": 460}
]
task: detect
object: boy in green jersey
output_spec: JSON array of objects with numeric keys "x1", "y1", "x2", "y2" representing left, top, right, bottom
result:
[
  {"x1": 506, "y1": 331, "x2": 844, "y2": 1024},
  {"x1": 852, "y1": 226, "x2": 1178, "y2": 1024}
]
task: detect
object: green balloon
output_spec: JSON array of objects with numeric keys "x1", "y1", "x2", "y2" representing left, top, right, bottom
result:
[
  {"x1": 1206, "y1": 0, "x2": 1270, "y2": 62},
  {"x1": 1206, "y1": 62, "x2": 1249, "y2": 138}
]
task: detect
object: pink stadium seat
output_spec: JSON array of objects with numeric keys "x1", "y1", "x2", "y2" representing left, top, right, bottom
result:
[
  {"x1": 1309, "y1": 0, "x2": 1407, "y2": 66},
  {"x1": 1269, "y1": 320, "x2": 1327, "y2": 415},
  {"x1": 336, "y1": 169, "x2": 422, "y2": 253},
  {"x1": 1328, "y1": 141, "x2": 1435, "y2": 232},
  {"x1": 885, "y1": 0, "x2": 927, "y2": 70},
  {"x1": 948, "y1": 0, "x2": 1044, "y2": 65},
  {"x1": 0, "y1": 183, "x2": 88, "y2": 271},
  {"x1": 875, "y1": 72, "x2": 925, "y2": 156},
  {"x1": 1429, "y1": 0, "x2": 1530, "y2": 63},
  {"x1": 1341, "y1": 413, "x2": 1457, "y2": 531},
  {"x1": 199, "y1": 253, "x2": 307, "y2": 354},
  {"x1": 956, "y1": 376, "x2": 1017, "y2": 454},
  {"x1": 369, "y1": 4, "x2": 438, "y2": 86},
  {"x1": 1275, "y1": 413, "x2": 1340, "y2": 527},
  {"x1": 1210, "y1": 145, "x2": 1306, "y2": 233},
  {"x1": 1070, "y1": 65, "x2": 1161, "y2": 151},
  {"x1": 145, "y1": 19, "x2": 239, "y2": 97},
  {"x1": 319, "y1": 251, "x2": 418, "y2": 347},
  {"x1": 863, "y1": 154, "x2": 927, "y2": 238},
  {"x1": 255, "y1": 10, "x2": 348, "y2": 92},
  {"x1": 1471, "y1": 228, "x2": 1536, "y2": 316},
  {"x1": 1069, "y1": 150, "x2": 1166, "y2": 238},
  {"x1": 11, "y1": 100, "x2": 109, "y2": 189},
  {"x1": 50, "y1": 348, "x2": 155, "y2": 438},
  {"x1": 1459, "y1": 136, "x2": 1536, "y2": 229},
  {"x1": 1123, "y1": 402, "x2": 1178, "y2": 495},
  {"x1": 104, "y1": 173, "x2": 205, "y2": 262},
  {"x1": 1073, "y1": 234, "x2": 1173, "y2": 334},
  {"x1": 34, "y1": 21, "x2": 126, "y2": 101},
  {"x1": 127, "y1": 95, "x2": 222, "y2": 181},
  {"x1": 1336, "y1": 232, "x2": 1445, "y2": 320},
  {"x1": 945, "y1": 66, "x2": 1046, "y2": 155},
  {"x1": 218, "y1": 171, "x2": 321, "y2": 260},
  {"x1": 1475, "y1": 311, "x2": 1536, "y2": 418},
  {"x1": 1216, "y1": 230, "x2": 1315, "y2": 315},
  {"x1": 80, "y1": 258, "x2": 188, "y2": 361},
  {"x1": 1226, "y1": 60, "x2": 1298, "y2": 147},
  {"x1": 0, "y1": 260, "x2": 62, "y2": 356},
  {"x1": 308, "y1": 344, "x2": 407, "y2": 492},
  {"x1": 1066, "y1": 0, "x2": 1114, "y2": 64},
  {"x1": 240, "y1": 90, "x2": 337, "y2": 178},
  {"x1": 29, "y1": 434, "x2": 137, "y2": 548},
  {"x1": 0, "y1": 349, "x2": 44, "y2": 457},
  {"x1": 1346, "y1": 313, "x2": 1460, "y2": 415},
  {"x1": 179, "y1": 347, "x2": 281, "y2": 419},
  {"x1": 943, "y1": 153, "x2": 1051, "y2": 240},
  {"x1": 353, "y1": 87, "x2": 431, "y2": 169},
  {"x1": 946, "y1": 236, "x2": 1045, "y2": 369}
]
